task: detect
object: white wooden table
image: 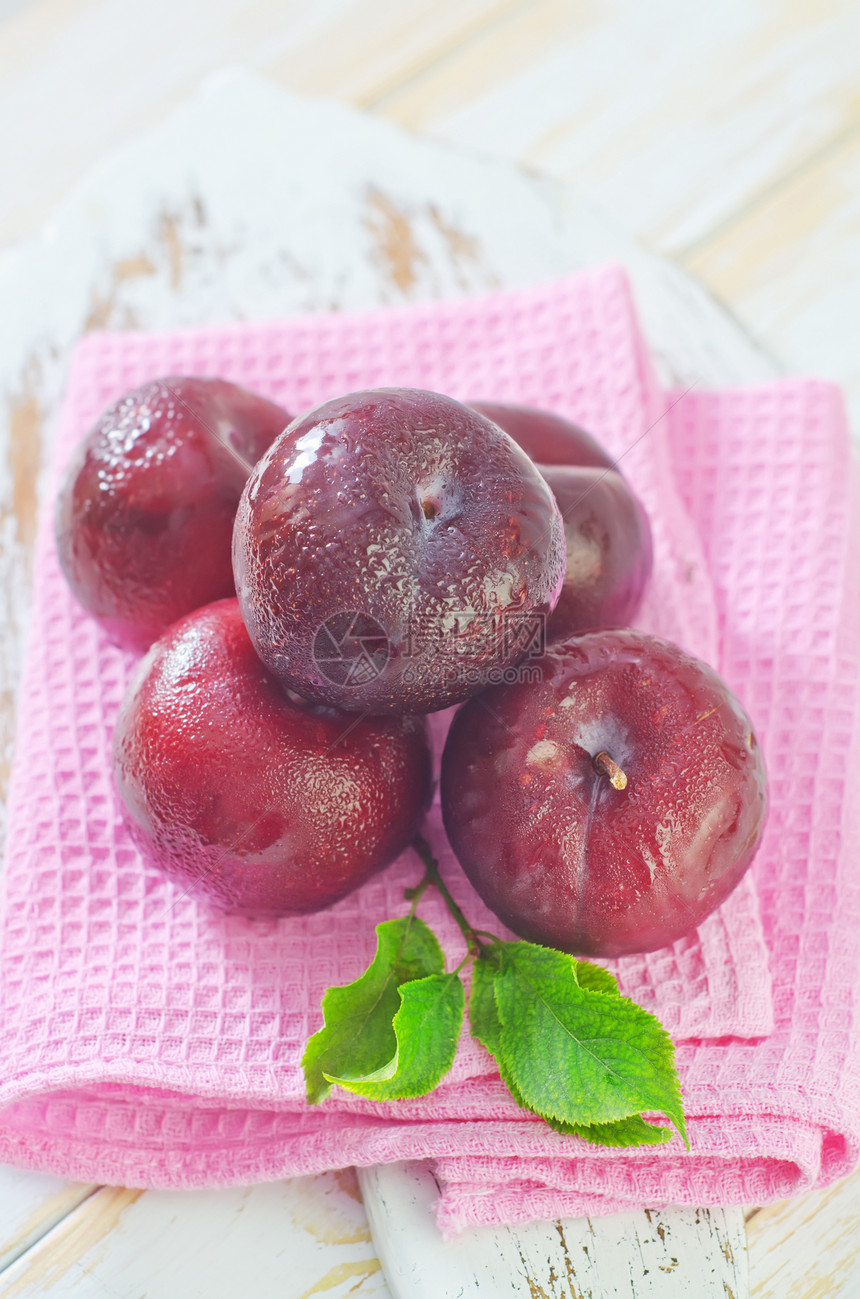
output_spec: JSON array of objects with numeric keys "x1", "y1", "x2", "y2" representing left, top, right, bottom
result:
[{"x1": 1, "y1": 5, "x2": 858, "y2": 1295}]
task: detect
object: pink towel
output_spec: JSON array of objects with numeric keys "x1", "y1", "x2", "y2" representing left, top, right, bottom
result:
[{"x1": 1, "y1": 267, "x2": 856, "y2": 1233}]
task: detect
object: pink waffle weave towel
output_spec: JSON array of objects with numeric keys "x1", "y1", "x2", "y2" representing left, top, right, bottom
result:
[{"x1": 0, "y1": 267, "x2": 857, "y2": 1233}]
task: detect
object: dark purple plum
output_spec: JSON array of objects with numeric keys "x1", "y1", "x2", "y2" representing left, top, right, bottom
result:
[
  {"x1": 56, "y1": 376, "x2": 290, "y2": 651},
  {"x1": 541, "y1": 464, "x2": 653, "y2": 640},
  {"x1": 469, "y1": 401, "x2": 652, "y2": 637},
  {"x1": 468, "y1": 401, "x2": 616, "y2": 469},
  {"x1": 441, "y1": 629, "x2": 767, "y2": 957},
  {"x1": 112, "y1": 599, "x2": 433, "y2": 917},
  {"x1": 233, "y1": 388, "x2": 567, "y2": 715}
]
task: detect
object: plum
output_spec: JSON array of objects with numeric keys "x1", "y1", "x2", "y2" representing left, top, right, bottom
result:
[
  {"x1": 470, "y1": 401, "x2": 652, "y2": 638},
  {"x1": 441, "y1": 629, "x2": 767, "y2": 957},
  {"x1": 469, "y1": 401, "x2": 616, "y2": 469},
  {"x1": 541, "y1": 464, "x2": 653, "y2": 640},
  {"x1": 56, "y1": 375, "x2": 290, "y2": 650},
  {"x1": 112, "y1": 599, "x2": 433, "y2": 917},
  {"x1": 233, "y1": 388, "x2": 567, "y2": 715}
]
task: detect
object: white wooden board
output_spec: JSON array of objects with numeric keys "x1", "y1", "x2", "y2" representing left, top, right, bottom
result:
[
  {"x1": 0, "y1": 1174, "x2": 390, "y2": 1299},
  {"x1": 378, "y1": 0, "x2": 860, "y2": 259},
  {"x1": 0, "y1": 1172, "x2": 96, "y2": 1274},
  {"x1": 746, "y1": 1172, "x2": 860, "y2": 1299},
  {"x1": 359, "y1": 1162, "x2": 748, "y2": 1299}
]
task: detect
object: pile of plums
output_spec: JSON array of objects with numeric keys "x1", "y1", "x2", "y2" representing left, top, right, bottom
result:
[{"x1": 56, "y1": 377, "x2": 767, "y2": 957}]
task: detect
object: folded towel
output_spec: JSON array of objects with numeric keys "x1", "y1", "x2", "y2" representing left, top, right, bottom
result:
[{"x1": 2, "y1": 266, "x2": 854, "y2": 1234}]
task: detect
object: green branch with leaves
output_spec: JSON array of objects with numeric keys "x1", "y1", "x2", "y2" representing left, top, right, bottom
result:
[{"x1": 302, "y1": 834, "x2": 688, "y2": 1149}]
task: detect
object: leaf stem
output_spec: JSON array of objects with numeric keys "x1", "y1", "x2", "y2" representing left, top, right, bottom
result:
[
  {"x1": 411, "y1": 834, "x2": 484, "y2": 959},
  {"x1": 403, "y1": 871, "x2": 433, "y2": 911}
]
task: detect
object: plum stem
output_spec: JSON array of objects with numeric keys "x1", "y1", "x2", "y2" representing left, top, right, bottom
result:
[
  {"x1": 411, "y1": 833, "x2": 484, "y2": 958},
  {"x1": 593, "y1": 750, "x2": 628, "y2": 790}
]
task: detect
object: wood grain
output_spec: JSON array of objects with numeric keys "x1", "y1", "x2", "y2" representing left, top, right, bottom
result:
[
  {"x1": 3, "y1": 0, "x2": 860, "y2": 267},
  {"x1": 0, "y1": 1187, "x2": 144, "y2": 1298},
  {"x1": 268, "y1": 0, "x2": 527, "y2": 106},
  {"x1": 747, "y1": 1170, "x2": 860, "y2": 1298},
  {"x1": 683, "y1": 122, "x2": 860, "y2": 433},
  {"x1": 0, "y1": 1173, "x2": 97, "y2": 1274},
  {"x1": 0, "y1": 0, "x2": 524, "y2": 251},
  {"x1": 360, "y1": 1162, "x2": 749, "y2": 1298},
  {"x1": 372, "y1": 0, "x2": 860, "y2": 257},
  {"x1": 0, "y1": 1175, "x2": 390, "y2": 1299}
]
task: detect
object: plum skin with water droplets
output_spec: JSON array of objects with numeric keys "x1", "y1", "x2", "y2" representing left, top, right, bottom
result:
[
  {"x1": 469, "y1": 401, "x2": 653, "y2": 639},
  {"x1": 112, "y1": 599, "x2": 433, "y2": 917},
  {"x1": 541, "y1": 464, "x2": 653, "y2": 641},
  {"x1": 55, "y1": 376, "x2": 290, "y2": 651},
  {"x1": 441, "y1": 629, "x2": 768, "y2": 957},
  {"x1": 233, "y1": 388, "x2": 567, "y2": 715}
]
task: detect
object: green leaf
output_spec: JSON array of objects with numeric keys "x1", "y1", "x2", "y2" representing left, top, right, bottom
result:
[
  {"x1": 302, "y1": 916, "x2": 444, "y2": 1104},
  {"x1": 547, "y1": 972, "x2": 670, "y2": 1148},
  {"x1": 545, "y1": 1113, "x2": 673, "y2": 1147},
  {"x1": 573, "y1": 961, "x2": 621, "y2": 997},
  {"x1": 494, "y1": 942, "x2": 688, "y2": 1146},
  {"x1": 469, "y1": 950, "x2": 504, "y2": 1058},
  {"x1": 471, "y1": 951, "x2": 674, "y2": 1146},
  {"x1": 469, "y1": 951, "x2": 531, "y2": 1109},
  {"x1": 327, "y1": 971, "x2": 465, "y2": 1100}
]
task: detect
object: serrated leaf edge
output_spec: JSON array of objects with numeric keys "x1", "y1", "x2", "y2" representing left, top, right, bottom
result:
[{"x1": 490, "y1": 945, "x2": 688, "y2": 1147}]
